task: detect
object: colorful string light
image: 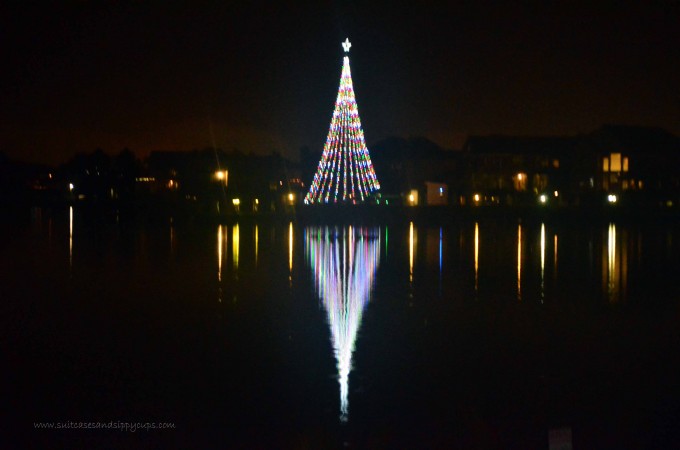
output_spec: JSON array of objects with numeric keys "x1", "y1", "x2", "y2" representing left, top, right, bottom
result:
[
  {"x1": 304, "y1": 39, "x2": 381, "y2": 204},
  {"x1": 305, "y1": 226, "x2": 381, "y2": 421}
]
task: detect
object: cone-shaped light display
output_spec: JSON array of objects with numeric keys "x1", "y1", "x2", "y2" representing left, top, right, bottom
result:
[{"x1": 304, "y1": 39, "x2": 381, "y2": 204}]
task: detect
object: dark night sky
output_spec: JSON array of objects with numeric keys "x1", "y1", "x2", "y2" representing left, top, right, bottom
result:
[{"x1": 1, "y1": 1, "x2": 679, "y2": 164}]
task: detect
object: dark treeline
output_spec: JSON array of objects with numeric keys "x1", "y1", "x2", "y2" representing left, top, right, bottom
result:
[{"x1": 2, "y1": 125, "x2": 680, "y2": 219}]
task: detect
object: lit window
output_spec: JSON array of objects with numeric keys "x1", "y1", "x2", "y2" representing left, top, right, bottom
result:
[
  {"x1": 603, "y1": 157, "x2": 609, "y2": 172},
  {"x1": 610, "y1": 153, "x2": 621, "y2": 172},
  {"x1": 623, "y1": 157, "x2": 629, "y2": 172}
]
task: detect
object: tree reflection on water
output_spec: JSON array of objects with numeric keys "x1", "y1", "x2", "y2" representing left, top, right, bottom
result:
[{"x1": 305, "y1": 226, "x2": 381, "y2": 422}]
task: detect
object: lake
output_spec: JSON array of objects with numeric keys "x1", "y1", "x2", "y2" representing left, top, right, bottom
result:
[{"x1": 3, "y1": 207, "x2": 679, "y2": 449}]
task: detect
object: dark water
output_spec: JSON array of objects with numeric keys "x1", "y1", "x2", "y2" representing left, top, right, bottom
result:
[{"x1": 3, "y1": 207, "x2": 680, "y2": 449}]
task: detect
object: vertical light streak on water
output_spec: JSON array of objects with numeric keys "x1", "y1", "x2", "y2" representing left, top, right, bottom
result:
[
  {"x1": 289, "y1": 221, "x2": 294, "y2": 276},
  {"x1": 474, "y1": 222, "x2": 479, "y2": 294},
  {"x1": 69, "y1": 206, "x2": 73, "y2": 270},
  {"x1": 439, "y1": 227, "x2": 443, "y2": 296},
  {"x1": 217, "y1": 225, "x2": 223, "y2": 283},
  {"x1": 439, "y1": 227, "x2": 443, "y2": 275},
  {"x1": 554, "y1": 234, "x2": 558, "y2": 279},
  {"x1": 607, "y1": 223, "x2": 617, "y2": 302},
  {"x1": 385, "y1": 226, "x2": 388, "y2": 257},
  {"x1": 305, "y1": 226, "x2": 381, "y2": 422},
  {"x1": 232, "y1": 224, "x2": 240, "y2": 271},
  {"x1": 540, "y1": 223, "x2": 546, "y2": 303},
  {"x1": 517, "y1": 224, "x2": 522, "y2": 302},
  {"x1": 254, "y1": 225, "x2": 259, "y2": 267},
  {"x1": 169, "y1": 218, "x2": 175, "y2": 255},
  {"x1": 409, "y1": 222, "x2": 415, "y2": 283},
  {"x1": 217, "y1": 225, "x2": 224, "y2": 303}
]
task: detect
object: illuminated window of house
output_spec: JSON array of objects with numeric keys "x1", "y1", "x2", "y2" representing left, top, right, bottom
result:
[
  {"x1": 553, "y1": 159, "x2": 559, "y2": 168},
  {"x1": 610, "y1": 153, "x2": 622, "y2": 172},
  {"x1": 603, "y1": 157, "x2": 609, "y2": 172},
  {"x1": 623, "y1": 157, "x2": 629, "y2": 172},
  {"x1": 514, "y1": 173, "x2": 527, "y2": 191}
]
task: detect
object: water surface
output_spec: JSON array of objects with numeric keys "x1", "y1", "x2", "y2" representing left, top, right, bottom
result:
[{"x1": 3, "y1": 208, "x2": 679, "y2": 448}]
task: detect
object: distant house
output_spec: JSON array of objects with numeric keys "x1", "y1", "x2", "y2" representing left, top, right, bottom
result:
[
  {"x1": 424, "y1": 181, "x2": 448, "y2": 206},
  {"x1": 462, "y1": 126, "x2": 680, "y2": 207},
  {"x1": 582, "y1": 125, "x2": 680, "y2": 206},
  {"x1": 146, "y1": 149, "x2": 301, "y2": 215},
  {"x1": 462, "y1": 136, "x2": 575, "y2": 206},
  {"x1": 368, "y1": 137, "x2": 462, "y2": 196}
]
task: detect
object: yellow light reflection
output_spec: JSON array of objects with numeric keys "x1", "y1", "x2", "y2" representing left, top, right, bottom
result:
[
  {"x1": 232, "y1": 224, "x2": 240, "y2": 271},
  {"x1": 605, "y1": 223, "x2": 620, "y2": 302},
  {"x1": 289, "y1": 221, "x2": 294, "y2": 274},
  {"x1": 517, "y1": 224, "x2": 522, "y2": 302},
  {"x1": 474, "y1": 222, "x2": 479, "y2": 293},
  {"x1": 217, "y1": 225, "x2": 223, "y2": 282},
  {"x1": 254, "y1": 224, "x2": 259, "y2": 267},
  {"x1": 409, "y1": 222, "x2": 415, "y2": 282},
  {"x1": 169, "y1": 218, "x2": 175, "y2": 253}
]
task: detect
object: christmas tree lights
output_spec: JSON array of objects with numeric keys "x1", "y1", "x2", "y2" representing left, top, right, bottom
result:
[
  {"x1": 305, "y1": 226, "x2": 381, "y2": 421},
  {"x1": 304, "y1": 39, "x2": 381, "y2": 204}
]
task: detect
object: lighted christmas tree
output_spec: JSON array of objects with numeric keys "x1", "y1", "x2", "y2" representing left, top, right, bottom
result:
[{"x1": 304, "y1": 39, "x2": 381, "y2": 204}]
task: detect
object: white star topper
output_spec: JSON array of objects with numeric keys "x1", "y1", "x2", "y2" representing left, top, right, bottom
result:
[{"x1": 342, "y1": 38, "x2": 351, "y2": 53}]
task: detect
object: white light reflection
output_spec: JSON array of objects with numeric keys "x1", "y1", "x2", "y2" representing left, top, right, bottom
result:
[
  {"x1": 604, "y1": 223, "x2": 628, "y2": 303},
  {"x1": 69, "y1": 206, "x2": 73, "y2": 269},
  {"x1": 439, "y1": 227, "x2": 443, "y2": 295},
  {"x1": 517, "y1": 224, "x2": 522, "y2": 302},
  {"x1": 289, "y1": 221, "x2": 294, "y2": 276},
  {"x1": 474, "y1": 222, "x2": 479, "y2": 293},
  {"x1": 607, "y1": 223, "x2": 616, "y2": 300},
  {"x1": 554, "y1": 234, "x2": 558, "y2": 279},
  {"x1": 540, "y1": 223, "x2": 545, "y2": 303},
  {"x1": 305, "y1": 226, "x2": 381, "y2": 422}
]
